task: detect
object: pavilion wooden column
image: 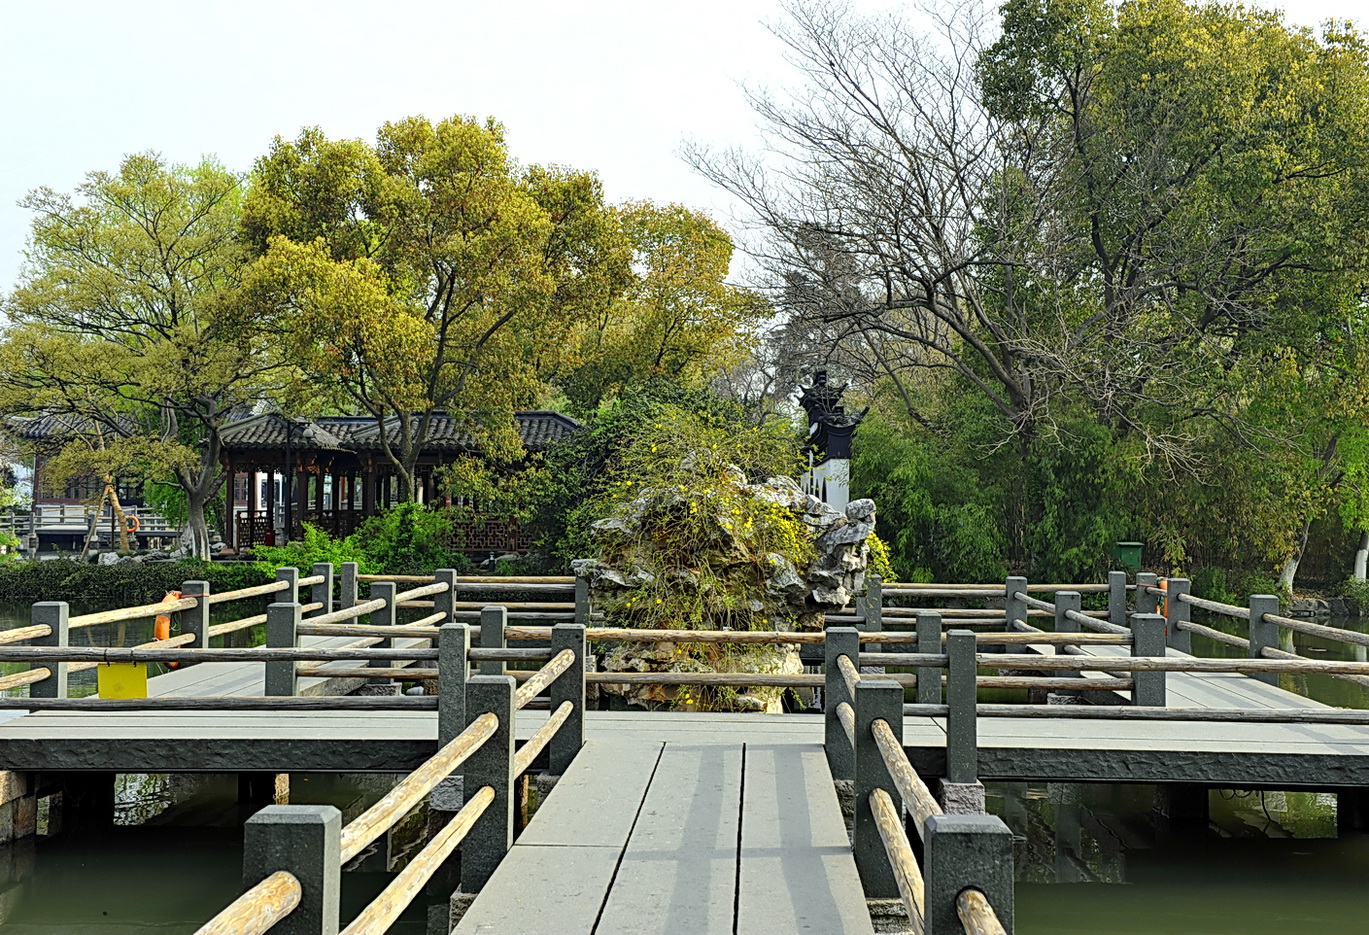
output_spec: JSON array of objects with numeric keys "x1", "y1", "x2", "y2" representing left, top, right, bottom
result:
[
  {"x1": 313, "y1": 467, "x2": 325, "y2": 519},
  {"x1": 247, "y1": 469, "x2": 259, "y2": 549},
  {"x1": 362, "y1": 466, "x2": 376, "y2": 516},
  {"x1": 295, "y1": 465, "x2": 308, "y2": 540},
  {"x1": 224, "y1": 470, "x2": 237, "y2": 549}
]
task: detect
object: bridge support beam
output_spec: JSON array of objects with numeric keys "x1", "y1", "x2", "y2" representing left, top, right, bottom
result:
[
  {"x1": 1338, "y1": 788, "x2": 1369, "y2": 834},
  {"x1": 0, "y1": 772, "x2": 37, "y2": 842}
]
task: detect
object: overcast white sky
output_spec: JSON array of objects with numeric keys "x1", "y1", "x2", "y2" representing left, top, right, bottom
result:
[{"x1": 0, "y1": 0, "x2": 1363, "y2": 291}]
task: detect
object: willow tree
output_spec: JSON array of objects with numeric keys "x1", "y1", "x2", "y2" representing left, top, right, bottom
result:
[
  {"x1": 239, "y1": 117, "x2": 631, "y2": 500},
  {"x1": 0, "y1": 155, "x2": 282, "y2": 557}
]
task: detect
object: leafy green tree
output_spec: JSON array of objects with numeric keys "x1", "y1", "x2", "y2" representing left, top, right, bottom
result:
[
  {"x1": 556, "y1": 202, "x2": 769, "y2": 412},
  {"x1": 239, "y1": 117, "x2": 631, "y2": 500},
  {"x1": 0, "y1": 154, "x2": 284, "y2": 557}
]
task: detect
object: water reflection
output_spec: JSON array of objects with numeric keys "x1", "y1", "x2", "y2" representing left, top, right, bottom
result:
[{"x1": 993, "y1": 781, "x2": 1369, "y2": 934}]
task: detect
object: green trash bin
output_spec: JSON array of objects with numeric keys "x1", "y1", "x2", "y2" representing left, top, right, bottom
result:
[{"x1": 1112, "y1": 541, "x2": 1143, "y2": 574}]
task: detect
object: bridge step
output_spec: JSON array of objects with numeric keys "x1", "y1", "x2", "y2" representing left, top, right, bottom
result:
[{"x1": 454, "y1": 738, "x2": 874, "y2": 934}]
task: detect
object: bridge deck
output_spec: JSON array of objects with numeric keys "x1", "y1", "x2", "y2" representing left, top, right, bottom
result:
[
  {"x1": 454, "y1": 736, "x2": 875, "y2": 935},
  {"x1": 1, "y1": 709, "x2": 1368, "y2": 788}
]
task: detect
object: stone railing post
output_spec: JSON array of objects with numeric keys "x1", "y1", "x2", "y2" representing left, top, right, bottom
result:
[
  {"x1": 275, "y1": 566, "x2": 300, "y2": 603},
  {"x1": 1166, "y1": 577, "x2": 1191, "y2": 653},
  {"x1": 434, "y1": 569, "x2": 458, "y2": 624},
  {"x1": 1108, "y1": 570, "x2": 1129, "y2": 629},
  {"x1": 1135, "y1": 572, "x2": 1159, "y2": 618},
  {"x1": 945, "y1": 630, "x2": 978, "y2": 786},
  {"x1": 549, "y1": 623, "x2": 587, "y2": 774},
  {"x1": 180, "y1": 578, "x2": 211, "y2": 653},
  {"x1": 922, "y1": 813, "x2": 1015, "y2": 935},
  {"x1": 1248, "y1": 594, "x2": 1281, "y2": 687},
  {"x1": 30, "y1": 602, "x2": 68, "y2": 699},
  {"x1": 1130, "y1": 613, "x2": 1167, "y2": 706},
  {"x1": 823, "y1": 626, "x2": 860, "y2": 781},
  {"x1": 265, "y1": 602, "x2": 302, "y2": 697},
  {"x1": 479, "y1": 606, "x2": 507, "y2": 675},
  {"x1": 310, "y1": 563, "x2": 334, "y2": 617},
  {"x1": 852, "y1": 679, "x2": 903, "y2": 899},
  {"x1": 432, "y1": 622, "x2": 471, "y2": 812},
  {"x1": 574, "y1": 573, "x2": 591, "y2": 626},
  {"x1": 367, "y1": 582, "x2": 396, "y2": 688},
  {"x1": 1004, "y1": 576, "x2": 1028, "y2": 630},
  {"x1": 916, "y1": 611, "x2": 943, "y2": 704},
  {"x1": 459, "y1": 675, "x2": 516, "y2": 893},
  {"x1": 339, "y1": 563, "x2": 358, "y2": 611},
  {"x1": 242, "y1": 804, "x2": 341, "y2": 935}
]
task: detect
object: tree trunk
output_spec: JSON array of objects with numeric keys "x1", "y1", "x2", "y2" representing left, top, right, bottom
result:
[
  {"x1": 1354, "y1": 529, "x2": 1368, "y2": 582},
  {"x1": 185, "y1": 488, "x2": 212, "y2": 559},
  {"x1": 1278, "y1": 516, "x2": 1314, "y2": 593}
]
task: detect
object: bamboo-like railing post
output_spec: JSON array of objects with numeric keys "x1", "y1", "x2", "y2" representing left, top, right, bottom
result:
[
  {"x1": 916, "y1": 611, "x2": 943, "y2": 704},
  {"x1": 853, "y1": 678, "x2": 903, "y2": 899},
  {"x1": 1003, "y1": 576, "x2": 1028, "y2": 633},
  {"x1": 339, "y1": 563, "x2": 358, "y2": 611},
  {"x1": 241, "y1": 804, "x2": 341, "y2": 935},
  {"x1": 922, "y1": 813, "x2": 1014, "y2": 935},
  {"x1": 479, "y1": 607, "x2": 507, "y2": 675},
  {"x1": 1166, "y1": 578, "x2": 1192, "y2": 652},
  {"x1": 367, "y1": 582, "x2": 396, "y2": 686},
  {"x1": 1135, "y1": 572, "x2": 1159, "y2": 617},
  {"x1": 573, "y1": 573, "x2": 590, "y2": 626},
  {"x1": 1108, "y1": 570, "x2": 1129, "y2": 629},
  {"x1": 548, "y1": 623, "x2": 586, "y2": 774},
  {"x1": 181, "y1": 579, "x2": 211, "y2": 651},
  {"x1": 309, "y1": 563, "x2": 333, "y2": 618},
  {"x1": 1131, "y1": 613, "x2": 1167, "y2": 706},
  {"x1": 459, "y1": 675, "x2": 516, "y2": 893},
  {"x1": 30, "y1": 602, "x2": 68, "y2": 698},
  {"x1": 1248, "y1": 594, "x2": 1281, "y2": 687},
  {"x1": 945, "y1": 630, "x2": 978, "y2": 785},
  {"x1": 434, "y1": 569, "x2": 458, "y2": 623},
  {"x1": 265, "y1": 603, "x2": 302, "y2": 697},
  {"x1": 823, "y1": 626, "x2": 860, "y2": 780}
]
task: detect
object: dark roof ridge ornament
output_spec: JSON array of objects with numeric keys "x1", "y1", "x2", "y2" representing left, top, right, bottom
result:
[{"x1": 797, "y1": 369, "x2": 867, "y2": 462}]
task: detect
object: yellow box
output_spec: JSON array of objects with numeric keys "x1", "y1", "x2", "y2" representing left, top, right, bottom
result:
[{"x1": 97, "y1": 662, "x2": 148, "y2": 699}]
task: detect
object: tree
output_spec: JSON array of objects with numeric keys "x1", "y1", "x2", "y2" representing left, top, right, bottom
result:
[
  {"x1": 555, "y1": 202, "x2": 770, "y2": 412},
  {"x1": 0, "y1": 154, "x2": 281, "y2": 557},
  {"x1": 239, "y1": 117, "x2": 632, "y2": 500},
  {"x1": 690, "y1": 0, "x2": 1369, "y2": 572}
]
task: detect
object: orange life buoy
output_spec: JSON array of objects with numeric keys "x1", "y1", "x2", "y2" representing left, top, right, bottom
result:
[
  {"x1": 125, "y1": 515, "x2": 140, "y2": 533},
  {"x1": 1158, "y1": 578, "x2": 1169, "y2": 618},
  {"x1": 154, "y1": 590, "x2": 182, "y2": 642}
]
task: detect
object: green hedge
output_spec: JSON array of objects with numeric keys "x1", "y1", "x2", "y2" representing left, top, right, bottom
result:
[{"x1": 0, "y1": 560, "x2": 272, "y2": 604}]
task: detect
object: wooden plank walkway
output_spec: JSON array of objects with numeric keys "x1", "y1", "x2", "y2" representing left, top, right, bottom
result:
[{"x1": 454, "y1": 737, "x2": 875, "y2": 934}]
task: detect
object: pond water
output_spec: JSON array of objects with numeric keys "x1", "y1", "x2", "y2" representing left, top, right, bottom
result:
[{"x1": 0, "y1": 603, "x2": 1366, "y2": 931}]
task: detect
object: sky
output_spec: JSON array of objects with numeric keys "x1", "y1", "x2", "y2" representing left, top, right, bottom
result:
[{"x1": 0, "y1": 0, "x2": 1364, "y2": 291}]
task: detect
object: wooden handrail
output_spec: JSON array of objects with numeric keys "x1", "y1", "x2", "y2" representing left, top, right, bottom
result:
[
  {"x1": 837, "y1": 653, "x2": 861, "y2": 697},
  {"x1": 195, "y1": 871, "x2": 302, "y2": 935},
  {"x1": 0, "y1": 646, "x2": 438, "y2": 664},
  {"x1": 0, "y1": 668, "x2": 50, "y2": 692},
  {"x1": 1177, "y1": 593, "x2": 1250, "y2": 618},
  {"x1": 869, "y1": 787, "x2": 926, "y2": 935},
  {"x1": 514, "y1": 649, "x2": 575, "y2": 709},
  {"x1": 206, "y1": 579, "x2": 292, "y2": 605},
  {"x1": 338, "y1": 785, "x2": 494, "y2": 935},
  {"x1": 514, "y1": 700, "x2": 574, "y2": 776},
  {"x1": 339, "y1": 712, "x2": 498, "y2": 863},
  {"x1": 392, "y1": 581, "x2": 450, "y2": 603},
  {"x1": 0, "y1": 696, "x2": 436, "y2": 711},
  {"x1": 1176, "y1": 619, "x2": 1250, "y2": 649},
  {"x1": 207, "y1": 614, "x2": 268, "y2": 638},
  {"x1": 69, "y1": 597, "x2": 197, "y2": 629},
  {"x1": 1264, "y1": 612, "x2": 1369, "y2": 648},
  {"x1": 585, "y1": 672, "x2": 826, "y2": 687},
  {"x1": 70, "y1": 632, "x2": 198, "y2": 673},
  {"x1": 956, "y1": 888, "x2": 1008, "y2": 935},
  {"x1": 1013, "y1": 592, "x2": 1057, "y2": 612},
  {"x1": 297, "y1": 574, "x2": 326, "y2": 587},
  {"x1": 305, "y1": 598, "x2": 387, "y2": 628},
  {"x1": 1063, "y1": 607, "x2": 1130, "y2": 635},
  {"x1": 967, "y1": 653, "x2": 1369, "y2": 676},
  {"x1": 872, "y1": 718, "x2": 942, "y2": 834},
  {"x1": 884, "y1": 581, "x2": 1109, "y2": 593},
  {"x1": 836, "y1": 701, "x2": 856, "y2": 749},
  {"x1": 1259, "y1": 645, "x2": 1369, "y2": 690},
  {"x1": 0, "y1": 625, "x2": 53, "y2": 646}
]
